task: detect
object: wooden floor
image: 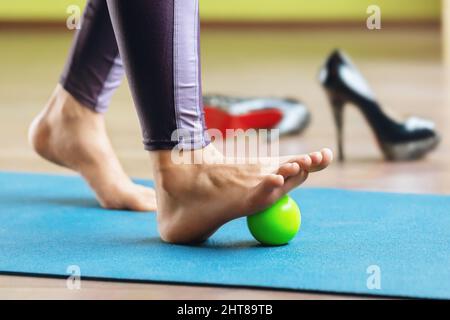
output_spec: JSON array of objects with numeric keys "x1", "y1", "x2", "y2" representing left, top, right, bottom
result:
[{"x1": 0, "y1": 26, "x2": 447, "y2": 299}]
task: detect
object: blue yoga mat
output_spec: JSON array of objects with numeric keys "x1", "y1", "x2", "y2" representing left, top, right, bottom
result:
[{"x1": 0, "y1": 172, "x2": 449, "y2": 299}]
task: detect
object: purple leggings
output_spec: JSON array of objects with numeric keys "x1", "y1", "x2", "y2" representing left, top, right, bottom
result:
[{"x1": 60, "y1": 0, "x2": 209, "y2": 150}]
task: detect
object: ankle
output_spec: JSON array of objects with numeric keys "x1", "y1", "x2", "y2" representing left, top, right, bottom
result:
[
  {"x1": 151, "y1": 159, "x2": 190, "y2": 199},
  {"x1": 48, "y1": 85, "x2": 98, "y2": 122}
]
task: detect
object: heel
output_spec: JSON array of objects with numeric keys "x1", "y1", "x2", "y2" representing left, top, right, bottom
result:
[{"x1": 328, "y1": 94, "x2": 345, "y2": 161}]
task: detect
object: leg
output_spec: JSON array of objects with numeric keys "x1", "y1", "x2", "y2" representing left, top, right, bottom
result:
[
  {"x1": 107, "y1": 0, "x2": 208, "y2": 150},
  {"x1": 28, "y1": 0, "x2": 156, "y2": 212},
  {"x1": 107, "y1": 0, "x2": 332, "y2": 243}
]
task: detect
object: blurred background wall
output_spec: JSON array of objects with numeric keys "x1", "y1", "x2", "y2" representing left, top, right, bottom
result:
[{"x1": 0, "y1": 0, "x2": 440, "y2": 24}]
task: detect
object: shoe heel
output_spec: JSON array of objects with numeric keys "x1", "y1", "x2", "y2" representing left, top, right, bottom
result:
[
  {"x1": 320, "y1": 49, "x2": 440, "y2": 162},
  {"x1": 327, "y1": 93, "x2": 345, "y2": 161}
]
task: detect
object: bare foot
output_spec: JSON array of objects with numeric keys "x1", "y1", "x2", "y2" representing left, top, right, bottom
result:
[
  {"x1": 28, "y1": 85, "x2": 157, "y2": 212},
  {"x1": 152, "y1": 144, "x2": 332, "y2": 243}
]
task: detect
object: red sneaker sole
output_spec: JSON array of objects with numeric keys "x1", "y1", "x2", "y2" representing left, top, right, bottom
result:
[{"x1": 204, "y1": 106, "x2": 283, "y2": 136}]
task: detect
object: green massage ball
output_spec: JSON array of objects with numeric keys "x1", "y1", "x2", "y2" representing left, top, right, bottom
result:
[{"x1": 247, "y1": 195, "x2": 301, "y2": 246}]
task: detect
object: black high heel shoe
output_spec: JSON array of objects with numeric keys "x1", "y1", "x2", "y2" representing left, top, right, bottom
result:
[{"x1": 319, "y1": 50, "x2": 440, "y2": 161}]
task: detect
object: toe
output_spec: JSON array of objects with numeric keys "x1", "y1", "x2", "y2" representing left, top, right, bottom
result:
[
  {"x1": 308, "y1": 148, "x2": 333, "y2": 172},
  {"x1": 285, "y1": 155, "x2": 312, "y2": 172},
  {"x1": 248, "y1": 174, "x2": 284, "y2": 211},
  {"x1": 282, "y1": 169, "x2": 309, "y2": 194},
  {"x1": 264, "y1": 174, "x2": 284, "y2": 190},
  {"x1": 276, "y1": 162, "x2": 300, "y2": 179},
  {"x1": 309, "y1": 151, "x2": 323, "y2": 166},
  {"x1": 248, "y1": 167, "x2": 309, "y2": 214},
  {"x1": 320, "y1": 148, "x2": 333, "y2": 165}
]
